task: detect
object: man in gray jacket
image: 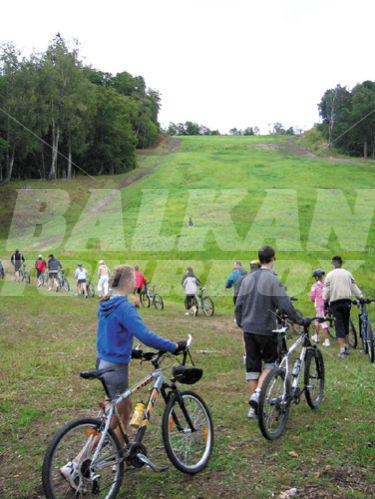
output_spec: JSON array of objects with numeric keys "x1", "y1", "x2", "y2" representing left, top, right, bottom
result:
[
  {"x1": 323, "y1": 256, "x2": 363, "y2": 358},
  {"x1": 235, "y1": 246, "x2": 308, "y2": 418}
]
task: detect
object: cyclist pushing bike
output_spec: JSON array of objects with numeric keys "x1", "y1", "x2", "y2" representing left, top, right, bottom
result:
[
  {"x1": 323, "y1": 256, "x2": 363, "y2": 358},
  {"x1": 59, "y1": 264, "x2": 186, "y2": 492},
  {"x1": 235, "y1": 246, "x2": 310, "y2": 419}
]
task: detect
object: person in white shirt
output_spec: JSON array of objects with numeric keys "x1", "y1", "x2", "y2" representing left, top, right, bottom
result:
[
  {"x1": 75, "y1": 263, "x2": 88, "y2": 298},
  {"x1": 323, "y1": 256, "x2": 363, "y2": 358},
  {"x1": 97, "y1": 260, "x2": 110, "y2": 297},
  {"x1": 181, "y1": 266, "x2": 201, "y2": 316}
]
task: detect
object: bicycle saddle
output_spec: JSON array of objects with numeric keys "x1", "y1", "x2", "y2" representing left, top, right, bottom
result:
[{"x1": 80, "y1": 368, "x2": 114, "y2": 380}]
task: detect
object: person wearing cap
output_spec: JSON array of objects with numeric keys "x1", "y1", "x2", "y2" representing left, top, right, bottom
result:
[
  {"x1": 97, "y1": 260, "x2": 110, "y2": 298},
  {"x1": 310, "y1": 269, "x2": 330, "y2": 347},
  {"x1": 35, "y1": 254, "x2": 47, "y2": 287},
  {"x1": 75, "y1": 263, "x2": 88, "y2": 298},
  {"x1": 323, "y1": 256, "x2": 363, "y2": 358}
]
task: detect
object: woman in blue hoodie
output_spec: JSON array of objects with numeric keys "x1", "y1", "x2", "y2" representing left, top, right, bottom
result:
[
  {"x1": 97, "y1": 263, "x2": 185, "y2": 401},
  {"x1": 61, "y1": 264, "x2": 187, "y2": 487}
]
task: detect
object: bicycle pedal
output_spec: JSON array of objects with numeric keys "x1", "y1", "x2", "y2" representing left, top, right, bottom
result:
[{"x1": 136, "y1": 453, "x2": 168, "y2": 473}]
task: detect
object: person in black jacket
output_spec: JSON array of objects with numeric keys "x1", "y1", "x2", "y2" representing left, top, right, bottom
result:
[
  {"x1": 11, "y1": 249, "x2": 25, "y2": 282},
  {"x1": 235, "y1": 246, "x2": 309, "y2": 419}
]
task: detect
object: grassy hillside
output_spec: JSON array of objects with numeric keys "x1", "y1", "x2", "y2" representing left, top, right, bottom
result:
[
  {"x1": 0, "y1": 135, "x2": 374, "y2": 497},
  {"x1": 0, "y1": 134, "x2": 374, "y2": 309}
]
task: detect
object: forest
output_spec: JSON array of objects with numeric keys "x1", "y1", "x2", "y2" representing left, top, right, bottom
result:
[
  {"x1": 318, "y1": 81, "x2": 375, "y2": 158},
  {"x1": 0, "y1": 34, "x2": 160, "y2": 181}
]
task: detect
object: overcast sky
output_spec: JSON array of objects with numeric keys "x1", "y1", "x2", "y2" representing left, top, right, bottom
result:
[{"x1": 2, "y1": 0, "x2": 374, "y2": 133}]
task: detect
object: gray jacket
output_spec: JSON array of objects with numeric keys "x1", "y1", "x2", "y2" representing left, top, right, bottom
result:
[{"x1": 235, "y1": 268, "x2": 302, "y2": 336}]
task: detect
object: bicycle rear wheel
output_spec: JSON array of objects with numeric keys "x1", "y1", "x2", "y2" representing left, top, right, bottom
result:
[
  {"x1": 63, "y1": 280, "x2": 70, "y2": 292},
  {"x1": 348, "y1": 319, "x2": 357, "y2": 349},
  {"x1": 153, "y1": 294, "x2": 164, "y2": 310},
  {"x1": 140, "y1": 292, "x2": 150, "y2": 308},
  {"x1": 304, "y1": 347, "x2": 325, "y2": 409},
  {"x1": 162, "y1": 390, "x2": 213, "y2": 474},
  {"x1": 258, "y1": 367, "x2": 291, "y2": 441},
  {"x1": 42, "y1": 417, "x2": 124, "y2": 498},
  {"x1": 367, "y1": 322, "x2": 374, "y2": 363},
  {"x1": 202, "y1": 296, "x2": 214, "y2": 317}
]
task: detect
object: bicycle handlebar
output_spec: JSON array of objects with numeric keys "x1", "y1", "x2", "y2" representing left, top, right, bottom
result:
[
  {"x1": 131, "y1": 334, "x2": 193, "y2": 362},
  {"x1": 352, "y1": 299, "x2": 375, "y2": 305}
]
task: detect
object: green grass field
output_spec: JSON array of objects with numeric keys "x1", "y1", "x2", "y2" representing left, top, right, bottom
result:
[{"x1": 0, "y1": 135, "x2": 374, "y2": 497}]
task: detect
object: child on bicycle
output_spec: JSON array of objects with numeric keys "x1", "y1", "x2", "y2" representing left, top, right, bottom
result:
[
  {"x1": 60, "y1": 264, "x2": 186, "y2": 490},
  {"x1": 310, "y1": 269, "x2": 330, "y2": 347}
]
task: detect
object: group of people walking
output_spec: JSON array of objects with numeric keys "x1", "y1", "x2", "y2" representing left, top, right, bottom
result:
[{"x1": 229, "y1": 247, "x2": 364, "y2": 418}]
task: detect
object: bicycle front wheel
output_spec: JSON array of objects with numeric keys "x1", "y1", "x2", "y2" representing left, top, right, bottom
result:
[
  {"x1": 153, "y1": 294, "x2": 164, "y2": 310},
  {"x1": 162, "y1": 390, "x2": 213, "y2": 474},
  {"x1": 42, "y1": 417, "x2": 124, "y2": 499},
  {"x1": 367, "y1": 322, "x2": 374, "y2": 363},
  {"x1": 64, "y1": 280, "x2": 70, "y2": 293},
  {"x1": 258, "y1": 367, "x2": 291, "y2": 441},
  {"x1": 202, "y1": 296, "x2": 214, "y2": 317},
  {"x1": 348, "y1": 319, "x2": 357, "y2": 349},
  {"x1": 304, "y1": 347, "x2": 325, "y2": 410}
]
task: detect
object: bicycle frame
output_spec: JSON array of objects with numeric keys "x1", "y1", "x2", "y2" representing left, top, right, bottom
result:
[
  {"x1": 279, "y1": 333, "x2": 308, "y2": 393},
  {"x1": 91, "y1": 367, "x2": 170, "y2": 469}
]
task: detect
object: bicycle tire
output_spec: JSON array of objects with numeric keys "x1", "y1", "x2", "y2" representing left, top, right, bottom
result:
[
  {"x1": 360, "y1": 320, "x2": 368, "y2": 353},
  {"x1": 162, "y1": 390, "x2": 213, "y2": 474},
  {"x1": 304, "y1": 347, "x2": 325, "y2": 410},
  {"x1": 348, "y1": 319, "x2": 357, "y2": 349},
  {"x1": 64, "y1": 280, "x2": 70, "y2": 292},
  {"x1": 42, "y1": 417, "x2": 124, "y2": 499},
  {"x1": 140, "y1": 292, "x2": 150, "y2": 308},
  {"x1": 153, "y1": 294, "x2": 164, "y2": 310},
  {"x1": 258, "y1": 367, "x2": 291, "y2": 441},
  {"x1": 88, "y1": 284, "x2": 95, "y2": 298},
  {"x1": 202, "y1": 296, "x2": 214, "y2": 317},
  {"x1": 367, "y1": 321, "x2": 374, "y2": 363}
]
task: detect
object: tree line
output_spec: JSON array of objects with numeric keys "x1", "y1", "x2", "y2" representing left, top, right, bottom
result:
[
  {"x1": 0, "y1": 34, "x2": 161, "y2": 182},
  {"x1": 167, "y1": 122, "x2": 299, "y2": 137},
  {"x1": 318, "y1": 80, "x2": 375, "y2": 158}
]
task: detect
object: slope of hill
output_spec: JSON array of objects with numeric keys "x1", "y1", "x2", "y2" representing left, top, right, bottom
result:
[
  {"x1": 0, "y1": 135, "x2": 374, "y2": 497},
  {"x1": 0, "y1": 134, "x2": 374, "y2": 308}
]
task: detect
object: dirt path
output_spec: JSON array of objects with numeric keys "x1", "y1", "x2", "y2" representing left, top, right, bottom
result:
[{"x1": 118, "y1": 137, "x2": 180, "y2": 189}]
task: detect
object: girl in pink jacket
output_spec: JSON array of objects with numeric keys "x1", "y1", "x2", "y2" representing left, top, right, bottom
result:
[{"x1": 310, "y1": 269, "x2": 330, "y2": 346}]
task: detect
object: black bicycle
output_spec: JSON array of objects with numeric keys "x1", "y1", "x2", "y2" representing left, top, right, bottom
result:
[
  {"x1": 42, "y1": 335, "x2": 213, "y2": 498},
  {"x1": 352, "y1": 299, "x2": 374, "y2": 363},
  {"x1": 257, "y1": 315, "x2": 331, "y2": 441},
  {"x1": 326, "y1": 307, "x2": 357, "y2": 349}
]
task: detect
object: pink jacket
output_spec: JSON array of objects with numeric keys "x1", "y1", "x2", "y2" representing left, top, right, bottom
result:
[
  {"x1": 310, "y1": 281, "x2": 325, "y2": 314},
  {"x1": 135, "y1": 269, "x2": 147, "y2": 289}
]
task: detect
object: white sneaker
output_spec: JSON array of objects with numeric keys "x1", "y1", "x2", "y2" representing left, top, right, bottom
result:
[
  {"x1": 311, "y1": 334, "x2": 319, "y2": 343},
  {"x1": 323, "y1": 339, "x2": 330, "y2": 347},
  {"x1": 184, "y1": 312, "x2": 189, "y2": 316},
  {"x1": 247, "y1": 407, "x2": 257, "y2": 419},
  {"x1": 249, "y1": 390, "x2": 260, "y2": 414},
  {"x1": 60, "y1": 461, "x2": 79, "y2": 491},
  {"x1": 48, "y1": 287, "x2": 52, "y2": 291}
]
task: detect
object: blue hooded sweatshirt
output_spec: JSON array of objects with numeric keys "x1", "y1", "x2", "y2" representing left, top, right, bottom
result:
[{"x1": 97, "y1": 296, "x2": 177, "y2": 364}]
